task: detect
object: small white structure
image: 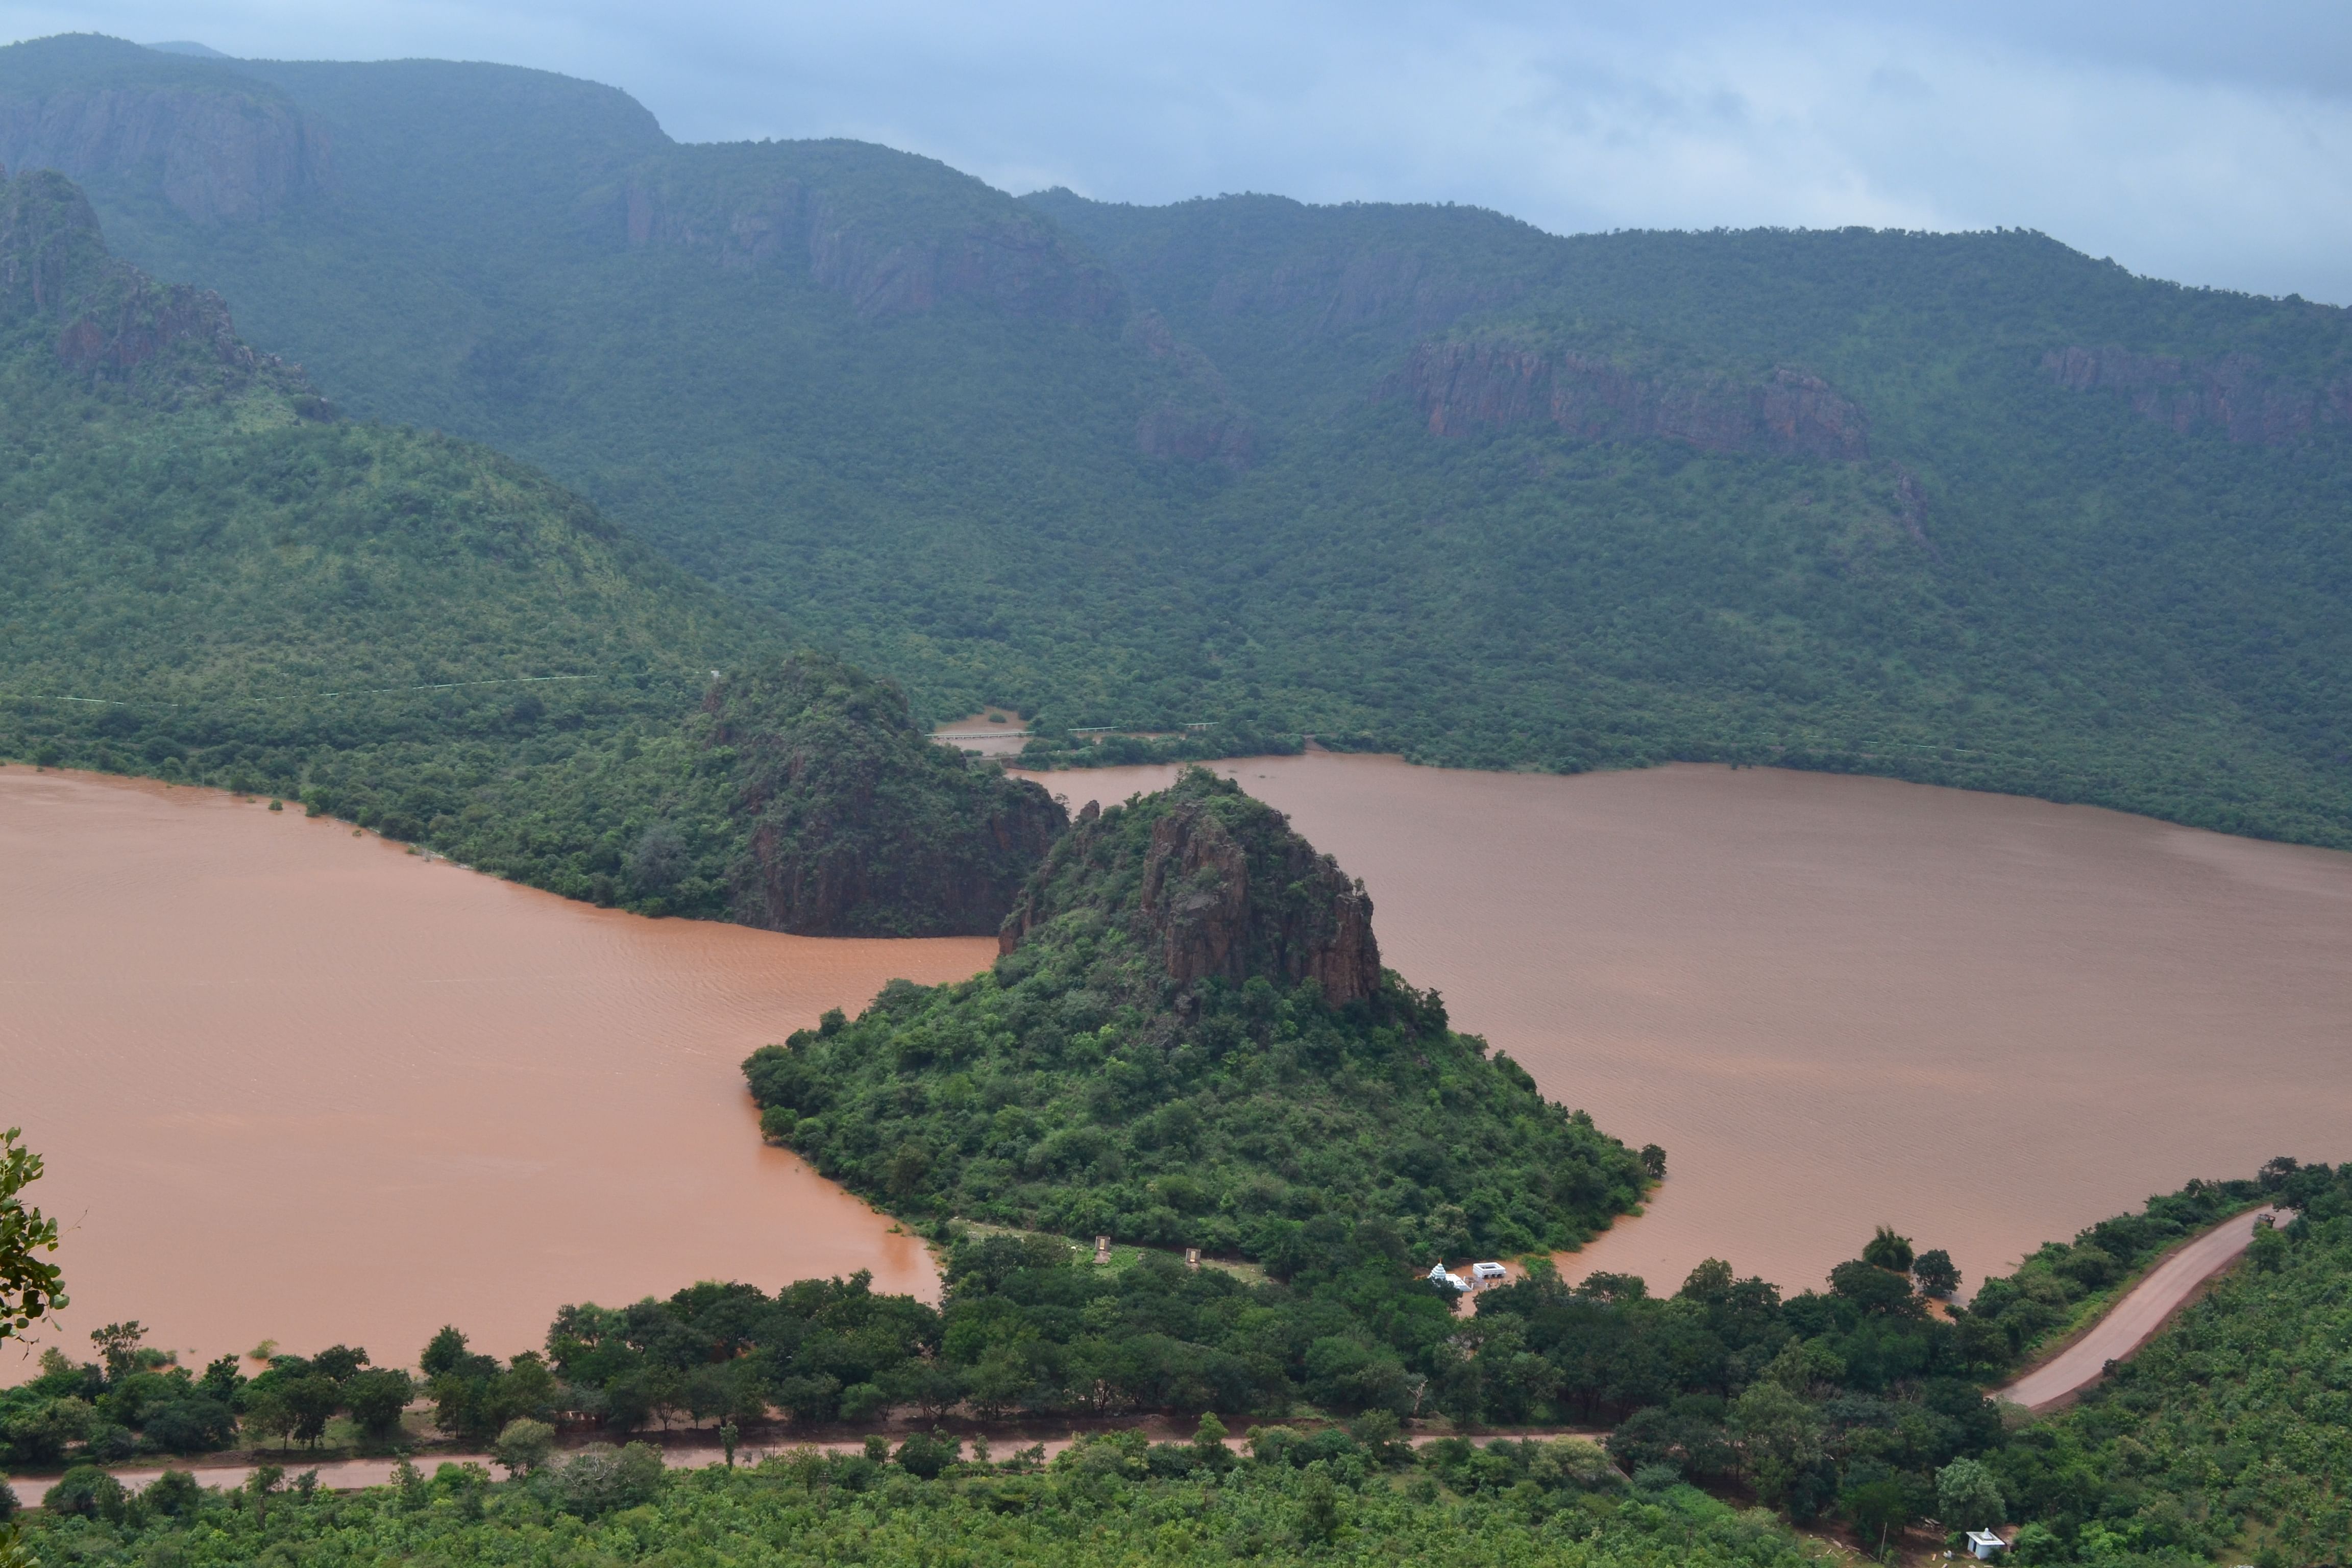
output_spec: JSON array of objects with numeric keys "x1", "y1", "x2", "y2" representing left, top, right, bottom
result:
[
  {"x1": 1472, "y1": 1261, "x2": 1508, "y2": 1282},
  {"x1": 1967, "y1": 1531, "x2": 2007, "y2": 1560},
  {"x1": 1427, "y1": 1262, "x2": 1472, "y2": 1293}
]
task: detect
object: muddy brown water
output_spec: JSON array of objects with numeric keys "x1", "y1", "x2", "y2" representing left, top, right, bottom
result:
[
  {"x1": 1020, "y1": 755, "x2": 2352, "y2": 1301},
  {"x1": 0, "y1": 767, "x2": 992, "y2": 1378},
  {"x1": 11, "y1": 755, "x2": 2352, "y2": 1382}
]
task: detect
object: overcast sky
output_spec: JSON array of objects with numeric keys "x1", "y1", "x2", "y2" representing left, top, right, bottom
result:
[{"x1": 11, "y1": 1, "x2": 2352, "y2": 303}]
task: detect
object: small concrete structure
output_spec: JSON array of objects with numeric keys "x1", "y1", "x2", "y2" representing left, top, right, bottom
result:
[
  {"x1": 1967, "y1": 1531, "x2": 2007, "y2": 1559},
  {"x1": 1185, "y1": 1247, "x2": 1201, "y2": 1269},
  {"x1": 1094, "y1": 1235, "x2": 1111, "y2": 1264},
  {"x1": 1472, "y1": 1261, "x2": 1508, "y2": 1282},
  {"x1": 1427, "y1": 1262, "x2": 1472, "y2": 1293}
]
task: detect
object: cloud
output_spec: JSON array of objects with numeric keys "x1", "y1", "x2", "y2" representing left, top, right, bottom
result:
[{"x1": 9, "y1": 0, "x2": 2351, "y2": 302}]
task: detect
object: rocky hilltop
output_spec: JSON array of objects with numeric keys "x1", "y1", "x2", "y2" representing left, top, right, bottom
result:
[
  {"x1": 0, "y1": 164, "x2": 307, "y2": 402},
  {"x1": 1000, "y1": 767, "x2": 1378, "y2": 1003}
]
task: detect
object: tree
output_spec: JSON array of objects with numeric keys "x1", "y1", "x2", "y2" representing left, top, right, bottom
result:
[
  {"x1": 89, "y1": 1321, "x2": 145, "y2": 1382},
  {"x1": 492, "y1": 1417, "x2": 556, "y2": 1478},
  {"x1": 2249, "y1": 1219, "x2": 2289, "y2": 1274},
  {"x1": 1845, "y1": 1475, "x2": 1911, "y2": 1552},
  {"x1": 1729, "y1": 1380, "x2": 1826, "y2": 1508},
  {"x1": 1861, "y1": 1228, "x2": 1916, "y2": 1273},
  {"x1": 345, "y1": 1368, "x2": 416, "y2": 1444},
  {"x1": 281, "y1": 1374, "x2": 344, "y2": 1448},
  {"x1": 1937, "y1": 1457, "x2": 2006, "y2": 1532},
  {"x1": 1829, "y1": 1259, "x2": 1922, "y2": 1317},
  {"x1": 1914, "y1": 1248, "x2": 1962, "y2": 1297},
  {"x1": 0, "y1": 1130, "x2": 65, "y2": 1343}
]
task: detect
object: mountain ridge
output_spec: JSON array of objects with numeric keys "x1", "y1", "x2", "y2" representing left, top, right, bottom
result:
[{"x1": 6, "y1": 33, "x2": 2352, "y2": 857}]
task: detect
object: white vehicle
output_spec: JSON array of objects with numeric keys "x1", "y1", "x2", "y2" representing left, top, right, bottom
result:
[
  {"x1": 1426, "y1": 1262, "x2": 1472, "y2": 1293},
  {"x1": 1472, "y1": 1261, "x2": 1508, "y2": 1282}
]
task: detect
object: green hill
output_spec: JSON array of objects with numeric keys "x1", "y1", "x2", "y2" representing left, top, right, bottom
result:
[
  {"x1": 746, "y1": 768, "x2": 1651, "y2": 1261},
  {"x1": 8, "y1": 34, "x2": 2352, "y2": 847},
  {"x1": 0, "y1": 163, "x2": 1058, "y2": 934}
]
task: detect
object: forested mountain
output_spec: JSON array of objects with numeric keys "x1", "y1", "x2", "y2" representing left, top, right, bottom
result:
[
  {"x1": 7, "y1": 33, "x2": 2352, "y2": 847},
  {"x1": 0, "y1": 162, "x2": 1058, "y2": 934}
]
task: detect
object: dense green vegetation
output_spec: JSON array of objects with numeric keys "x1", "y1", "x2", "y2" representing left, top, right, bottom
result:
[
  {"x1": 746, "y1": 769, "x2": 1653, "y2": 1259},
  {"x1": 9, "y1": 33, "x2": 2352, "y2": 849},
  {"x1": 11, "y1": 1419, "x2": 1810, "y2": 1568},
  {"x1": 0, "y1": 163, "x2": 1058, "y2": 934},
  {"x1": 1984, "y1": 1159, "x2": 2352, "y2": 1568}
]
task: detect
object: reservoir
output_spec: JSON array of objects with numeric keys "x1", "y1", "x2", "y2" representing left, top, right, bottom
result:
[
  {"x1": 1024, "y1": 756, "x2": 2352, "y2": 1300},
  {"x1": 0, "y1": 766, "x2": 991, "y2": 1376},
  {"x1": 9, "y1": 752, "x2": 2351, "y2": 1376}
]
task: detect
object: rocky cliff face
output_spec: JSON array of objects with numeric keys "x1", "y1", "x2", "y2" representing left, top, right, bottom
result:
[
  {"x1": 0, "y1": 167, "x2": 300, "y2": 399},
  {"x1": 707, "y1": 654, "x2": 1066, "y2": 938},
  {"x1": 999, "y1": 768, "x2": 1381, "y2": 1005},
  {"x1": 1402, "y1": 337, "x2": 1870, "y2": 459},
  {"x1": 2044, "y1": 345, "x2": 2352, "y2": 446},
  {"x1": 0, "y1": 83, "x2": 330, "y2": 224}
]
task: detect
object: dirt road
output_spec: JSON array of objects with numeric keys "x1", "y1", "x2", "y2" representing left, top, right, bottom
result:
[{"x1": 1995, "y1": 1206, "x2": 2286, "y2": 1411}]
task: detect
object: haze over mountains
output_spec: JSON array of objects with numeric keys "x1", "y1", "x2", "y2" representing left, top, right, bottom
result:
[{"x1": 5, "y1": 32, "x2": 2352, "y2": 851}]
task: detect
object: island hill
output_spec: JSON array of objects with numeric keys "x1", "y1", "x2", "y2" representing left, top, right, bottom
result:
[
  {"x1": 0, "y1": 162, "x2": 1060, "y2": 938},
  {"x1": 747, "y1": 766, "x2": 1656, "y2": 1262}
]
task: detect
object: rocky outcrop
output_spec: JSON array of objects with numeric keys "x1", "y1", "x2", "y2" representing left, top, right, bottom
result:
[
  {"x1": 1402, "y1": 338, "x2": 1869, "y2": 459},
  {"x1": 708, "y1": 654, "x2": 1066, "y2": 937},
  {"x1": 2043, "y1": 345, "x2": 2352, "y2": 447},
  {"x1": 999, "y1": 767, "x2": 1381, "y2": 1005},
  {"x1": 0, "y1": 167, "x2": 301, "y2": 398},
  {"x1": 612, "y1": 163, "x2": 1122, "y2": 327},
  {"x1": 0, "y1": 83, "x2": 330, "y2": 224}
]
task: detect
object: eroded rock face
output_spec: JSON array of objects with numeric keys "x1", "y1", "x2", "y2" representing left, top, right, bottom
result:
[
  {"x1": 999, "y1": 769, "x2": 1382, "y2": 1006},
  {"x1": 2043, "y1": 345, "x2": 2352, "y2": 447},
  {"x1": 0, "y1": 167, "x2": 298, "y2": 397},
  {"x1": 1403, "y1": 338, "x2": 1870, "y2": 460},
  {"x1": 0, "y1": 85, "x2": 331, "y2": 225}
]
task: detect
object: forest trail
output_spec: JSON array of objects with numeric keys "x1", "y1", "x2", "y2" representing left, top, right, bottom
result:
[{"x1": 1995, "y1": 1206, "x2": 2287, "y2": 1411}]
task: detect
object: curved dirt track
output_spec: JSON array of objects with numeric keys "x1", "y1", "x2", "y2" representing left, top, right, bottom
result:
[{"x1": 1995, "y1": 1207, "x2": 2286, "y2": 1410}]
